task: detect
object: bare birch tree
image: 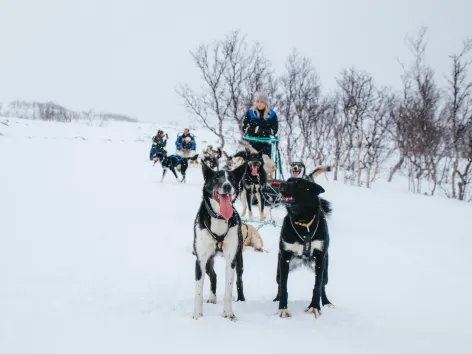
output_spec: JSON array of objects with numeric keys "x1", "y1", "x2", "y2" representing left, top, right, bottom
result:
[{"x1": 442, "y1": 39, "x2": 472, "y2": 200}]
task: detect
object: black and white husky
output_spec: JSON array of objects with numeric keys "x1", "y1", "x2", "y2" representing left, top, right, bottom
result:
[
  {"x1": 153, "y1": 151, "x2": 199, "y2": 183},
  {"x1": 193, "y1": 161, "x2": 247, "y2": 320}
]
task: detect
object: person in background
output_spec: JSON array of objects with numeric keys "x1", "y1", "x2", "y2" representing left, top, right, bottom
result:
[
  {"x1": 149, "y1": 129, "x2": 168, "y2": 160},
  {"x1": 175, "y1": 128, "x2": 196, "y2": 156},
  {"x1": 242, "y1": 92, "x2": 278, "y2": 157}
]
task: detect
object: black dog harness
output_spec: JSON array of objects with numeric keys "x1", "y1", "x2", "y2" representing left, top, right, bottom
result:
[
  {"x1": 203, "y1": 199, "x2": 235, "y2": 251},
  {"x1": 289, "y1": 209, "x2": 321, "y2": 257}
]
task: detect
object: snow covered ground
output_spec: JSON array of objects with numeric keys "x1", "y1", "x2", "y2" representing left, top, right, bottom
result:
[{"x1": 1, "y1": 118, "x2": 471, "y2": 354}]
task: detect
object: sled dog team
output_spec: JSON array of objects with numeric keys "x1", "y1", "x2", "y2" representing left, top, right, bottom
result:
[{"x1": 153, "y1": 140, "x2": 334, "y2": 321}]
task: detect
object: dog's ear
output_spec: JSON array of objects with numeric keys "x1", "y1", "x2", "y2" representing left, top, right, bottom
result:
[
  {"x1": 314, "y1": 183, "x2": 325, "y2": 195},
  {"x1": 201, "y1": 160, "x2": 214, "y2": 181},
  {"x1": 258, "y1": 151, "x2": 263, "y2": 159},
  {"x1": 216, "y1": 148, "x2": 222, "y2": 159},
  {"x1": 234, "y1": 150, "x2": 247, "y2": 160},
  {"x1": 231, "y1": 162, "x2": 247, "y2": 184}
]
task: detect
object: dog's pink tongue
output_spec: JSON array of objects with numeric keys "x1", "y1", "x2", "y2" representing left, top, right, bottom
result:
[
  {"x1": 293, "y1": 171, "x2": 300, "y2": 177},
  {"x1": 251, "y1": 165, "x2": 258, "y2": 176},
  {"x1": 219, "y1": 194, "x2": 233, "y2": 220}
]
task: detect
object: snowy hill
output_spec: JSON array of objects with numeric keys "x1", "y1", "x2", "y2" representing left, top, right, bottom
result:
[{"x1": 1, "y1": 118, "x2": 471, "y2": 354}]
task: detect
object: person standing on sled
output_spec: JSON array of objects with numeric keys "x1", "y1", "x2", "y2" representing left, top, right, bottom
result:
[
  {"x1": 242, "y1": 92, "x2": 278, "y2": 158},
  {"x1": 149, "y1": 130, "x2": 168, "y2": 160},
  {"x1": 175, "y1": 128, "x2": 196, "y2": 158}
]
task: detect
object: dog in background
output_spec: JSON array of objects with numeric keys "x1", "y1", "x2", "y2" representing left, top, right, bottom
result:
[
  {"x1": 153, "y1": 151, "x2": 199, "y2": 183},
  {"x1": 290, "y1": 162, "x2": 332, "y2": 182},
  {"x1": 193, "y1": 161, "x2": 247, "y2": 320},
  {"x1": 202, "y1": 146, "x2": 222, "y2": 171},
  {"x1": 241, "y1": 151, "x2": 266, "y2": 221},
  {"x1": 274, "y1": 177, "x2": 335, "y2": 318},
  {"x1": 240, "y1": 140, "x2": 276, "y2": 180},
  {"x1": 241, "y1": 223, "x2": 264, "y2": 252},
  {"x1": 222, "y1": 150, "x2": 246, "y2": 171}
]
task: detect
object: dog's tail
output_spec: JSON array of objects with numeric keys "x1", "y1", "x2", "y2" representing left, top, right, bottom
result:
[
  {"x1": 186, "y1": 154, "x2": 199, "y2": 161},
  {"x1": 222, "y1": 150, "x2": 231, "y2": 160},
  {"x1": 320, "y1": 198, "x2": 333, "y2": 217},
  {"x1": 309, "y1": 165, "x2": 332, "y2": 180}
]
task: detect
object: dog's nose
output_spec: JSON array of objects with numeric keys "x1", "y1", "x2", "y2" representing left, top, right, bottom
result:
[{"x1": 222, "y1": 183, "x2": 232, "y2": 194}]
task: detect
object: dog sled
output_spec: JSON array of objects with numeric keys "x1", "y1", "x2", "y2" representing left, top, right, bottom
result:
[
  {"x1": 175, "y1": 133, "x2": 199, "y2": 167},
  {"x1": 242, "y1": 135, "x2": 285, "y2": 209}
]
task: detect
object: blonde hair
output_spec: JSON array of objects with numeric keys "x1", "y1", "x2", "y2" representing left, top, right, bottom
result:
[{"x1": 253, "y1": 105, "x2": 271, "y2": 118}]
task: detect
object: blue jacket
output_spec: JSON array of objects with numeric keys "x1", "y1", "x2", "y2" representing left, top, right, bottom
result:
[
  {"x1": 242, "y1": 108, "x2": 278, "y2": 138},
  {"x1": 176, "y1": 133, "x2": 196, "y2": 150}
]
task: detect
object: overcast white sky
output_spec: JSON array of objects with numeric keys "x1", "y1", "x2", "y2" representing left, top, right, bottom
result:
[{"x1": 0, "y1": 0, "x2": 470, "y2": 123}]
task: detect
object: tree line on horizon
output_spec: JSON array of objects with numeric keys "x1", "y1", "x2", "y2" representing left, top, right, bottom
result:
[{"x1": 0, "y1": 100, "x2": 138, "y2": 124}]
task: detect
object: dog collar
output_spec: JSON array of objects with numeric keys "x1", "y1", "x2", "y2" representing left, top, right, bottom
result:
[{"x1": 294, "y1": 215, "x2": 316, "y2": 230}]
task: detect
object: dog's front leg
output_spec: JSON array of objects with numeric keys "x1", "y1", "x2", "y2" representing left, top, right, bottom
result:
[
  {"x1": 161, "y1": 168, "x2": 167, "y2": 182},
  {"x1": 306, "y1": 251, "x2": 327, "y2": 318},
  {"x1": 273, "y1": 251, "x2": 281, "y2": 302},
  {"x1": 240, "y1": 188, "x2": 248, "y2": 217},
  {"x1": 246, "y1": 190, "x2": 253, "y2": 220},
  {"x1": 193, "y1": 257, "x2": 208, "y2": 319},
  {"x1": 321, "y1": 253, "x2": 334, "y2": 308},
  {"x1": 235, "y1": 250, "x2": 245, "y2": 302},
  {"x1": 277, "y1": 251, "x2": 292, "y2": 318},
  {"x1": 205, "y1": 256, "x2": 217, "y2": 304},
  {"x1": 256, "y1": 187, "x2": 264, "y2": 221},
  {"x1": 223, "y1": 255, "x2": 237, "y2": 320}
]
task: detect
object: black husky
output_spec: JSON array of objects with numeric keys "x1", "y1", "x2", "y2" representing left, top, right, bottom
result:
[
  {"x1": 192, "y1": 161, "x2": 247, "y2": 320},
  {"x1": 240, "y1": 151, "x2": 267, "y2": 221},
  {"x1": 290, "y1": 162, "x2": 332, "y2": 182},
  {"x1": 153, "y1": 151, "x2": 199, "y2": 183},
  {"x1": 274, "y1": 177, "x2": 335, "y2": 318}
]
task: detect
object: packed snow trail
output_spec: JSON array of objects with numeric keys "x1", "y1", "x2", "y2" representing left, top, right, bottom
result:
[{"x1": 1, "y1": 121, "x2": 471, "y2": 354}]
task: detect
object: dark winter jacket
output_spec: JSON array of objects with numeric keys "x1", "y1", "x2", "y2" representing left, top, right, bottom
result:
[
  {"x1": 242, "y1": 108, "x2": 278, "y2": 138},
  {"x1": 176, "y1": 133, "x2": 196, "y2": 151},
  {"x1": 152, "y1": 135, "x2": 167, "y2": 150},
  {"x1": 152, "y1": 135, "x2": 167, "y2": 152},
  {"x1": 150, "y1": 134, "x2": 167, "y2": 160}
]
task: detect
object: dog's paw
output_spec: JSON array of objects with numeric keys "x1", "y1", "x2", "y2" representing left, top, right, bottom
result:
[
  {"x1": 206, "y1": 294, "x2": 217, "y2": 304},
  {"x1": 236, "y1": 295, "x2": 246, "y2": 302},
  {"x1": 223, "y1": 311, "x2": 237, "y2": 321},
  {"x1": 192, "y1": 312, "x2": 203, "y2": 320},
  {"x1": 278, "y1": 309, "x2": 291, "y2": 318},
  {"x1": 305, "y1": 307, "x2": 321, "y2": 318}
]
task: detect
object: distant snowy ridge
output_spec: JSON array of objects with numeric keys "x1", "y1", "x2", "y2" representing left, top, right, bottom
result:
[{"x1": 0, "y1": 100, "x2": 138, "y2": 123}]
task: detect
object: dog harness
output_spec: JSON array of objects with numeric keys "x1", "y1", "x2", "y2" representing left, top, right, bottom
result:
[
  {"x1": 241, "y1": 223, "x2": 251, "y2": 244},
  {"x1": 289, "y1": 209, "x2": 321, "y2": 257},
  {"x1": 203, "y1": 199, "x2": 235, "y2": 251}
]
